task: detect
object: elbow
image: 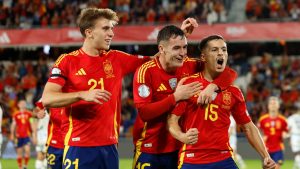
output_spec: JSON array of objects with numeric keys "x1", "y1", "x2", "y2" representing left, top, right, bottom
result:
[{"x1": 41, "y1": 94, "x2": 51, "y2": 108}]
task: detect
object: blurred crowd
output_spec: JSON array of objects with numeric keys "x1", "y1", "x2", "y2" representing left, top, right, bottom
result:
[
  {"x1": 245, "y1": 0, "x2": 300, "y2": 21},
  {"x1": 0, "y1": 0, "x2": 228, "y2": 28}
]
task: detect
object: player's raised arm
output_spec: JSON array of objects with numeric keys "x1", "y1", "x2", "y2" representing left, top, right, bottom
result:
[
  {"x1": 240, "y1": 122, "x2": 277, "y2": 169},
  {"x1": 180, "y1": 17, "x2": 198, "y2": 37}
]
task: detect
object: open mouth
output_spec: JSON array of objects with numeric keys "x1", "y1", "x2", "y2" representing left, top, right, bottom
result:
[{"x1": 217, "y1": 58, "x2": 224, "y2": 66}]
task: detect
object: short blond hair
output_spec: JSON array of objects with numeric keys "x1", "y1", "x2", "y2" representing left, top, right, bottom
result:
[{"x1": 77, "y1": 8, "x2": 119, "y2": 37}]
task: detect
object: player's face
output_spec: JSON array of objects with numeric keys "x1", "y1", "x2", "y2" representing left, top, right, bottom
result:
[
  {"x1": 18, "y1": 100, "x2": 26, "y2": 109},
  {"x1": 89, "y1": 18, "x2": 115, "y2": 50},
  {"x1": 160, "y1": 36, "x2": 187, "y2": 70},
  {"x1": 268, "y1": 98, "x2": 280, "y2": 113},
  {"x1": 201, "y1": 39, "x2": 228, "y2": 74}
]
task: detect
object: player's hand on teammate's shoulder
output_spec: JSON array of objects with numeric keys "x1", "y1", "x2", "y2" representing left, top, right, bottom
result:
[
  {"x1": 174, "y1": 77, "x2": 202, "y2": 102},
  {"x1": 262, "y1": 157, "x2": 277, "y2": 169},
  {"x1": 180, "y1": 17, "x2": 198, "y2": 37},
  {"x1": 182, "y1": 128, "x2": 198, "y2": 145},
  {"x1": 197, "y1": 83, "x2": 218, "y2": 105},
  {"x1": 79, "y1": 89, "x2": 112, "y2": 104}
]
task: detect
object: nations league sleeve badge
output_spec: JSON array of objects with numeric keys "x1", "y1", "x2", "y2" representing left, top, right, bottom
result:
[{"x1": 138, "y1": 84, "x2": 150, "y2": 98}]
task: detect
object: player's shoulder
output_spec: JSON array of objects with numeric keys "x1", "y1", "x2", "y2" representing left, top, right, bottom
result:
[
  {"x1": 226, "y1": 85, "x2": 245, "y2": 101},
  {"x1": 106, "y1": 50, "x2": 134, "y2": 57},
  {"x1": 54, "y1": 50, "x2": 80, "y2": 66},
  {"x1": 137, "y1": 59, "x2": 157, "y2": 72},
  {"x1": 278, "y1": 114, "x2": 287, "y2": 121},
  {"x1": 258, "y1": 113, "x2": 270, "y2": 122},
  {"x1": 183, "y1": 73, "x2": 201, "y2": 84},
  {"x1": 135, "y1": 59, "x2": 157, "y2": 83}
]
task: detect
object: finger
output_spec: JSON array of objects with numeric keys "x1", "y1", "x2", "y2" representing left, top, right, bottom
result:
[
  {"x1": 93, "y1": 99, "x2": 103, "y2": 104},
  {"x1": 178, "y1": 77, "x2": 188, "y2": 86},
  {"x1": 188, "y1": 18, "x2": 198, "y2": 27}
]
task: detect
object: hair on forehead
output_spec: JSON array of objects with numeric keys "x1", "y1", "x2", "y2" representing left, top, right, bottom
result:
[
  {"x1": 77, "y1": 8, "x2": 119, "y2": 37},
  {"x1": 198, "y1": 35, "x2": 225, "y2": 53},
  {"x1": 157, "y1": 25, "x2": 185, "y2": 45}
]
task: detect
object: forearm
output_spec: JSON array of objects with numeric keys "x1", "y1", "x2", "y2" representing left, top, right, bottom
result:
[
  {"x1": 42, "y1": 91, "x2": 81, "y2": 108},
  {"x1": 137, "y1": 94, "x2": 176, "y2": 121},
  {"x1": 243, "y1": 122, "x2": 270, "y2": 159},
  {"x1": 167, "y1": 116, "x2": 185, "y2": 143}
]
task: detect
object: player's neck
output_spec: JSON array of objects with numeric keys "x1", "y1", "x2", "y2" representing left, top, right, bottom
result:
[
  {"x1": 269, "y1": 112, "x2": 278, "y2": 118},
  {"x1": 203, "y1": 69, "x2": 220, "y2": 82},
  {"x1": 82, "y1": 42, "x2": 103, "y2": 57},
  {"x1": 159, "y1": 57, "x2": 176, "y2": 74}
]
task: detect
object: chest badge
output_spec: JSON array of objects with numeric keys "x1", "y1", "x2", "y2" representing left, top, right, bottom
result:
[
  {"x1": 222, "y1": 91, "x2": 231, "y2": 105},
  {"x1": 103, "y1": 60, "x2": 115, "y2": 78},
  {"x1": 169, "y1": 78, "x2": 177, "y2": 90}
]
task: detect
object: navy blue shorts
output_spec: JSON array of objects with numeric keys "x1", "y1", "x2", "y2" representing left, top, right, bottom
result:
[
  {"x1": 180, "y1": 157, "x2": 238, "y2": 169},
  {"x1": 270, "y1": 150, "x2": 284, "y2": 165},
  {"x1": 63, "y1": 145, "x2": 118, "y2": 169},
  {"x1": 47, "y1": 146, "x2": 64, "y2": 169},
  {"x1": 15, "y1": 137, "x2": 30, "y2": 148},
  {"x1": 133, "y1": 151, "x2": 178, "y2": 169}
]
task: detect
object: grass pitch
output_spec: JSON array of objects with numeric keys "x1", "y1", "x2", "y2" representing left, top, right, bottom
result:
[{"x1": 1, "y1": 158, "x2": 294, "y2": 169}]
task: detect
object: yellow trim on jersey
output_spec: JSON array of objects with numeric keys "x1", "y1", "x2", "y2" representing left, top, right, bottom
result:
[
  {"x1": 54, "y1": 54, "x2": 67, "y2": 67},
  {"x1": 227, "y1": 142, "x2": 234, "y2": 158},
  {"x1": 178, "y1": 144, "x2": 187, "y2": 169},
  {"x1": 137, "y1": 61, "x2": 155, "y2": 83},
  {"x1": 258, "y1": 114, "x2": 270, "y2": 122},
  {"x1": 114, "y1": 103, "x2": 119, "y2": 140},
  {"x1": 132, "y1": 123, "x2": 148, "y2": 169},
  {"x1": 63, "y1": 145, "x2": 70, "y2": 163},
  {"x1": 64, "y1": 107, "x2": 73, "y2": 146},
  {"x1": 46, "y1": 122, "x2": 54, "y2": 150}
]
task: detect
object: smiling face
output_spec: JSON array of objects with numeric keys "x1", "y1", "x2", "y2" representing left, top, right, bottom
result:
[
  {"x1": 159, "y1": 35, "x2": 187, "y2": 72},
  {"x1": 86, "y1": 18, "x2": 115, "y2": 50},
  {"x1": 201, "y1": 39, "x2": 228, "y2": 76}
]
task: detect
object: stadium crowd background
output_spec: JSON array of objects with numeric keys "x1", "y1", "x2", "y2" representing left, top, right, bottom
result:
[{"x1": 0, "y1": 0, "x2": 300, "y2": 139}]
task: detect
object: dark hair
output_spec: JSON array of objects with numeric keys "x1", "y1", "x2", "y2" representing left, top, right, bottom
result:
[
  {"x1": 198, "y1": 35, "x2": 225, "y2": 53},
  {"x1": 77, "y1": 8, "x2": 119, "y2": 37},
  {"x1": 157, "y1": 25, "x2": 185, "y2": 44}
]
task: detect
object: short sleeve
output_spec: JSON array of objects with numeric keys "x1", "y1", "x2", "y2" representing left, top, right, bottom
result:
[
  {"x1": 133, "y1": 64, "x2": 153, "y2": 105},
  {"x1": 47, "y1": 54, "x2": 69, "y2": 86},
  {"x1": 231, "y1": 87, "x2": 251, "y2": 125}
]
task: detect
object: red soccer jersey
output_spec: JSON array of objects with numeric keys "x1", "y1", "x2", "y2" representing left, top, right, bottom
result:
[
  {"x1": 13, "y1": 111, "x2": 32, "y2": 138},
  {"x1": 46, "y1": 108, "x2": 64, "y2": 149},
  {"x1": 258, "y1": 114, "x2": 288, "y2": 153},
  {"x1": 48, "y1": 49, "x2": 149, "y2": 146},
  {"x1": 172, "y1": 73, "x2": 251, "y2": 164},
  {"x1": 133, "y1": 57, "x2": 200, "y2": 154}
]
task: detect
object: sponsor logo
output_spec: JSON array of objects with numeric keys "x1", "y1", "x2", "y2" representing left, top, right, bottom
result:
[
  {"x1": 67, "y1": 30, "x2": 82, "y2": 40},
  {"x1": 75, "y1": 68, "x2": 86, "y2": 75},
  {"x1": 0, "y1": 32, "x2": 10, "y2": 44},
  {"x1": 138, "y1": 84, "x2": 150, "y2": 98},
  {"x1": 147, "y1": 28, "x2": 160, "y2": 40},
  {"x1": 186, "y1": 153, "x2": 194, "y2": 157},
  {"x1": 144, "y1": 143, "x2": 152, "y2": 148},
  {"x1": 72, "y1": 137, "x2": 80, "y2": 142},
  {"x1": 226, "y1": 26, "x2": 246, "y2": 37},
  {"x1": 157, "y1": 83, "x2": 167, "y2": 91}
]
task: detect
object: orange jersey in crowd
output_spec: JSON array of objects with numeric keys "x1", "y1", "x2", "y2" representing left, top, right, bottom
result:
[
  {"x1": 258, "y1": 114, "x2": 288, "y2": 153},
  {"x1": 13, "y1": 110, "x2": 32, "y2": 138}
]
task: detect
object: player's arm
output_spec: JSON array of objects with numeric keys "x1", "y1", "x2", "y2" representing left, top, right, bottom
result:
[
  {"x1": 240, "y1": 122, "x2": 277, "y2": 169},
  {"x1": 180, "y1": 17, "x2": 198, "y2": 37},
  {"x1": 197, "y1": 67, "x2": 237, "y2": 105},
  {"x1": 167, "y1": 114, "x2": 198, "y2": 145},
  {"x1": 42, "y1": 82, "x2": 111, "y2": 107},
  {"x1": 10, "y1": 119, "x2": 16, "y2": 141},
  {"x1": 136, "y1": 77, "x2": 202, "y2": 121},
  {"x1": 31, "y1": 118, "x2": 38, "y2": 145}
]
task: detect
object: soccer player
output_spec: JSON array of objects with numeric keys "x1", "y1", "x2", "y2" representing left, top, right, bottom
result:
[
  {"x1": 229, "y1": 115, "x2": 246, "y2": 169},
  {"x1": 168, "y1": 35, "x2": 276, "y2": 169},
  {"x1": 287, "y1": 109, "x2": 300, "y2": 169},
  {"x1": 132, "y1": 26, "x2": 237, "y2": 169},
  {"x1": 41, "y1": 8, "x2": 196, "y2": 169},
  {"x1": 10, "y1": 99, "x2": 34, "y2": 169},
  {"x1": 33, "y1": 104, "x2": 49, "y2": 169},
  {"x1": 36, "y1": 101, "x2": 64, "y2": 169},
  {"x1": 258, "y1": 96, "x2": 288, "y2": 168}
]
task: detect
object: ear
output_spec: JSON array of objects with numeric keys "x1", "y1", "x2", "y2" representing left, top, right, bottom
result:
[
  {"x1": 158, "y1": 45, "x2": 164, "y2": 54},
  {"x1": 85, "y1": 28, "x2": 93, "y2": 38},
  {"x1": 200, "y1": 53, "x2": 205, "y2": 62}
]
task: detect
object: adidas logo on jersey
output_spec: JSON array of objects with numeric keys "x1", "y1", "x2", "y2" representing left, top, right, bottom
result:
[
  {"x1": 75, "y1": 68, "x2": 86, "y2": 75},
  {"x1": 157, "y1": 83, "x2": 167, "y2": 91}
]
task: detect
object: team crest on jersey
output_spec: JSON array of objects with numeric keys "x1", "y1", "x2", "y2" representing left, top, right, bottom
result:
[
  {"x1": 138, "y1": 84, "x2": 150, "y2": 98},
  {"x1": 169, "y1": 78, "x2": 177, "y2": 90},
  {"x1": 103, "y1": 60, "x2": 115, "y2": 78},
  {"x1": 222, "y1": 91, "x2": 231, "y2": 105}
]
